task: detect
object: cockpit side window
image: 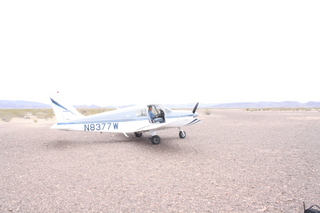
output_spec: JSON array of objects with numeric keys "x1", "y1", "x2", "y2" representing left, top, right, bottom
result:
[{"x1": 136, "y1": 108, "x2": 147, "y2": 117}]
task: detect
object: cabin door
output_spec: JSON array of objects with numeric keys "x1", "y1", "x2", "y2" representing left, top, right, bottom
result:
[{"x1": 147, "y1": 105, "x2": 166, "y2": 124}]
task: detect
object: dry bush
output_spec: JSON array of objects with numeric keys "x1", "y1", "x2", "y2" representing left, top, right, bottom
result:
[
  {"x1": 204, "y1": 109, "x2": 211, "y2": 115},
  {"x1": 0, "y1": 109, "x2": 54, "y2": 122}
]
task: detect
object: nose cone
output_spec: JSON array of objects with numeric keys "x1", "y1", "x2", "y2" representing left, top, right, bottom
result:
[{"x1": 193, "y1": 112, "x2": 199, "y2": 118}]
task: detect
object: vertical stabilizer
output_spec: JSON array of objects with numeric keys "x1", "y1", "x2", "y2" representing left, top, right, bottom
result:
[{"x1": 50, "y1": 97, "x2": 83, "y2": 122}]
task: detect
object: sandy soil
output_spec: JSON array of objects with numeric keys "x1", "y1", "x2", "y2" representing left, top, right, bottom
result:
[{"x1": 0, "y1": 109, "x2": 319, "y2": 212}]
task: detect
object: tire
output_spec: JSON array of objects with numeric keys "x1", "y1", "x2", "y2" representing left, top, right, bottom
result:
[
  {"x1": 134, "y1": 132, "x2": 143, "y2": 137},
  {"x1": 179, "y1": 130, "x2": 186, "y2": 139},
  {"x1": 151, "y1": 135, "x2": 161, "y2": 145}
]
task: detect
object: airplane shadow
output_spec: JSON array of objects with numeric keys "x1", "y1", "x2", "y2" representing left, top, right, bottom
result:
[
  {"x1": 46, "y1": 132, "x2": 185, "y2": 153},
  {"x1": 96, "y1": 134, "x2": 184, "y2": 151}
]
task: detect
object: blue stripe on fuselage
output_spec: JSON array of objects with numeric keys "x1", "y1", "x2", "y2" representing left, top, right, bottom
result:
[
  {"x1": 57, "y1": 114, "x2": 193, "y2": 125},
  {"x1": 57, "y1": 117, "x2": 148, "y2": 125}
]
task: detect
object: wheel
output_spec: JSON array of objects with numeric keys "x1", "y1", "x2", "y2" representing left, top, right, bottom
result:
[
  {"x1": 151, "y1": 135, "x2": 161, "y2": 145},
  {"x1": 179, "y1": 130, "x2": 186, "y2": 139},
  {"x1": 134, "y1": 132, "x2": 143, "y2": 137}
]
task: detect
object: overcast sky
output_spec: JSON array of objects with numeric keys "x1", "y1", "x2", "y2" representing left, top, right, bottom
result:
[{"x1": 1, "y1": 1, "x2": 319, "y2": 106}]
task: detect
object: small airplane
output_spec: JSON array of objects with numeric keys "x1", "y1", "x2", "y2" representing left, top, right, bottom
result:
[{"x1": 50, "y1": 95, "x2": 201, "y2": 145}]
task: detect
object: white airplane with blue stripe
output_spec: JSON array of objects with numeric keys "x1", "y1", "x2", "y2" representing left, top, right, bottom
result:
[{"x1": 50, "y1": 96, "x2": 201, "y2": 145}]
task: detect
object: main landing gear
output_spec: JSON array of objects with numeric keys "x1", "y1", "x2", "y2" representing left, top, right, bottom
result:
[
  {"x1": 135, "y1": 131, "x2": 161, "y2": 144},
  {"x1": 151, "y1": 135, "x2": 161, "y2": 145},
  {"x1": 134, "y1": 132, "x2": 143, "y2": 138},
  {"x1": 148, "y1": 130, "x2": 161, "y2": 145},
  {"x1": 133, "y1": 131, "x2": 161, "y2": 145},
  {"x1": 133, "y1": 129, "x2": 187, "y2": 145}
]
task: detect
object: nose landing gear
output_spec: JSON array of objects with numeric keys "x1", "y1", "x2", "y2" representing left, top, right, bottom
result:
[{"x1": 179, "y1": 129, "x2": 186, "y2": 139}]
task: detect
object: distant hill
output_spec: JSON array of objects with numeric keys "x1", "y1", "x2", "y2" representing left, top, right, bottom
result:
[
  {"x1": 1, "y1": 100, "x2": 320, "y2": 109},
  {"x1": 0, "y1": 100, "x2": 51, "y2": 109},
  {"x1": 207, "y1": 101, "x2": 320, "y2": 108}
]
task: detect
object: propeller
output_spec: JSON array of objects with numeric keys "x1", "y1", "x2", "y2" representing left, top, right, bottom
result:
[{"x1": 192, "y1": 102, "x2": 199, "y2": 114}]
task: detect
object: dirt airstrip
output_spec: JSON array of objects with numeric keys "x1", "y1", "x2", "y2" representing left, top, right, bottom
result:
[{"x1": 0, "y1": 109, "x2": 319, "y2": 212}]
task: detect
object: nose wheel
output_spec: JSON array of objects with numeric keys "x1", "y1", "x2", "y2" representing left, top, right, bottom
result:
[{"x1": 179, "y1": 130, "x2": 186, "y2": 139}]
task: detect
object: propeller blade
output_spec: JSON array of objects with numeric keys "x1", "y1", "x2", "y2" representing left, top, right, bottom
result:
[{"x1": 192, "y1": 102, "x2": 199, "y2": 114}]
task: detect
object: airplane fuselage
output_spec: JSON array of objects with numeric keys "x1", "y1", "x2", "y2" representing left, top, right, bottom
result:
[
  {"x1": 51, "y1": 105, "x2": 200, "y2": 133},
  {"x1": 50, "y1": 98, "x2": 201, "y2": 144}
]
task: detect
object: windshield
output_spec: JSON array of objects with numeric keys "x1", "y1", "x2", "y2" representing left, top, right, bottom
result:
[{"x1": 164, "y1": 106, "x2": 172, "y2": 114}]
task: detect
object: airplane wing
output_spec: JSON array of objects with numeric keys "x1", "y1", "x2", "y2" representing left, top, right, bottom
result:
[
  {"x1": 136, "y1": 118, "x2": 201, "y2": 132},
  {"x1": 135, "y1": 123, "x2": 168, "y2": 132}
]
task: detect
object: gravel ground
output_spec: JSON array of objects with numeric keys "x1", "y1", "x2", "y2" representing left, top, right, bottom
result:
[{"x1": 0, "y1": 109, "x2": 319, "y2": 212}]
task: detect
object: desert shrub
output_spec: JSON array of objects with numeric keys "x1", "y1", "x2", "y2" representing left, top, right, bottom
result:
[
  {"x1": 0, "y1": 109, "x2": 26, "y2": 122},
  {"x1": 204, "y1": 109, "x2": 211, "y2": 115},
  {"x1": 0, "y1": 109, "x2": 54, "y2": 122},
  {"x1": 0, "y1": 110, "x2": 15, "y2": 122},
  {"x1": 0, "y1": 108, "x2": 116, "y2": 122}
]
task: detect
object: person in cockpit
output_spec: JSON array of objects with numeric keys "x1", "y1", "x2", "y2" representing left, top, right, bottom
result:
[{"x1": 148, "y1": 106, "x2": 164, "y2": 123}]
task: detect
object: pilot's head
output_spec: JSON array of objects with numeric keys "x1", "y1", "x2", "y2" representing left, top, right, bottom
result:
[{"x1": 148, "y1": 106, "x2": 152, "y2": 111}]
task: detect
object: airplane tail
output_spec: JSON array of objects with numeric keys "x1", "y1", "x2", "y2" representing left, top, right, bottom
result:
[{"x1": 50, "y1": 97, "x2": 83, "y2": 122}]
